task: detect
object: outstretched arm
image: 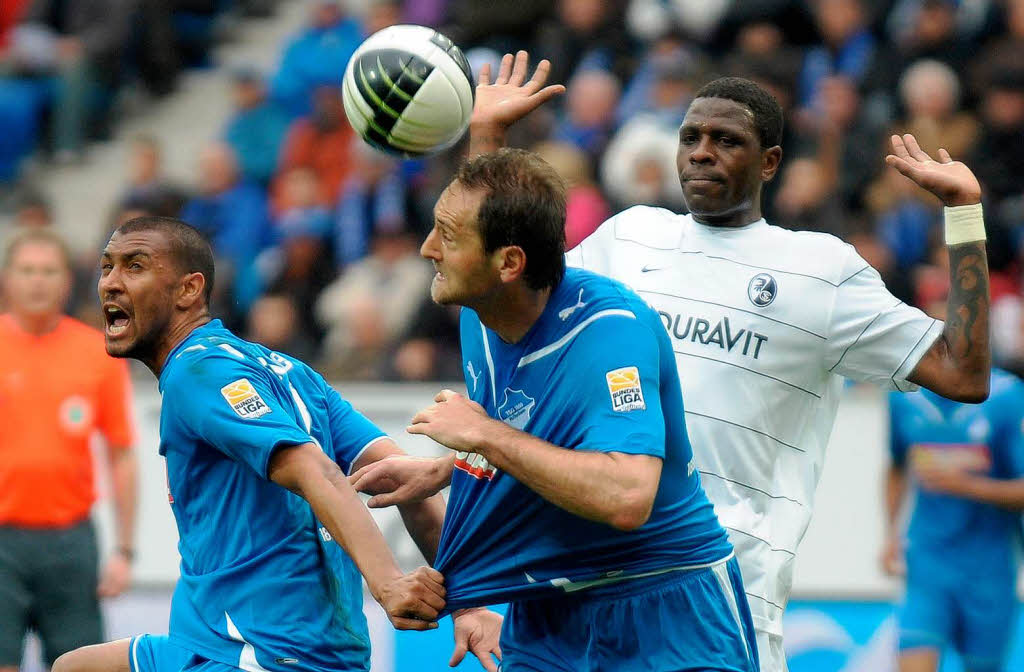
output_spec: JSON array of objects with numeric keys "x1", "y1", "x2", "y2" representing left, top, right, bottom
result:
[
  {"x1": 887, "y1": 134, "x2": 991, "y2": 402},
  {"x1": 407, "y1": 390, "x2": 662, "y2": 532},
  {"x1": 467, "y1": 51, "x2": 565, "y2": 157},
  {"x1": 269, "y1": 443, "x2": 445, "y2": 630},
  {"x1": 916, "y1": 467, "x2": 1024, "y2": 511},
  {"x1": 349, "y1": 440, "x2": 447, "y2": 564},
  {"x1": 880, "y1": 464, "x2": 906, "y2": 576}
]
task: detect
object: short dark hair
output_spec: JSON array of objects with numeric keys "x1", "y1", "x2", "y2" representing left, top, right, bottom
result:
[
  {"x1": 454, "y1": 148, "x2": 566, "y2": 291},
  {"x1": 114, "y1": 216, "x2": 215, "y2": 304},
  {"x1": 693, "y1": 77, "x2": 784, "y2": 148}
]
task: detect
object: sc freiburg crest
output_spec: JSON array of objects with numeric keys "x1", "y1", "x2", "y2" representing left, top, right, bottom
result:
[{"x1": 748, "y1": 273, "x2": 777, "y2": 307}]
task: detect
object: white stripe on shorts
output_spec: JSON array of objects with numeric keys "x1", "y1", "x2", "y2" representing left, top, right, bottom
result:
[
  {"x1": 712, "y1": 561, "x2": 752, "y2": 662},
  {"x1": 130, "y1": 636, "x2": 142, "y2": 672}
]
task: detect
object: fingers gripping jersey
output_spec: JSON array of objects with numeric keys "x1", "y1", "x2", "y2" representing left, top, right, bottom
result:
[
  {"x1": 435, "y1": 268, "x2": 733, "y2": 612},
  {"x1": 567, "y1": 206, "x2": 942, "y2": 670},
  {"x1": 157, "y1": 320, "x2": 386, "y2": 672}
]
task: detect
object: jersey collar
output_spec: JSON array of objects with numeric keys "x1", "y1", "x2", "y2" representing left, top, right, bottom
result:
[{"x1": 158, "y1": 319, "x2": 226, "y2": 391}]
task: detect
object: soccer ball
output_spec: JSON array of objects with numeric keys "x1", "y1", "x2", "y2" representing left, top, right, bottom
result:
[{"x1": 342, "y1": 25, "x2": 475, "y2": 157}]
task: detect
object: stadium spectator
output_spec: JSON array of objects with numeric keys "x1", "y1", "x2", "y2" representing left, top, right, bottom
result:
[
  {"x1": 876, "y1": 0, "x2": 977, "y2": 97},
  {"x1": 600, "y1": 115, "x2": 683, "y2": 211},
  {"x1": 274, "y1": 86, "x2": 355, "y2": 210},
  {"x1": 385, "y1": 296, "x2": 462, "y2": 382},
  {"x1": 223, "y1": 67, "x2": 290, "y2": 187},
  {"x1": 799, "y1": 0, "x2": 877, "y2": 107},
  {"x1": 795, "y1": 74, "x2": 886, "y2": 211},
  {"x1": 118, "y1": 135, "x2": 188, "y2": 218},
  {"x1": 180, "y1": 142, "x2": 270, "y2": 320},
  {"x1": 616, "y1": 49, "x2": 700, "y2": 127},
  {"x1": 332, "y1": 143, "x2": 413, "y2": 266},
  {"x1": 270, "y1": 0, "x2": 363, "y2": 118},
  {"x1": 254, "y1": 166, "x2": 334, "y2": 337},
  {"x1": 11, "y1": 188, "x2": 51, "y2": 228},
  {"x1": 771, "y1": 156, "x2": 846, "y2": 234},
  {"x1": 968, "y1": 64, "x2": 1024, "y2": 205},
  {"x1": 244, "y1": 293, "x2": 317, "y2": 362},
  {"x1": 315, "y1": 218, "x2": 433, "y2": 380},
  {"x1": 0, "y1": 228, "x2": 136, "y2": 672},
  {"x1": 7, "y1": 0, "x2": 134, "y2": 160},
  {"x1": 533, "y1": 0, "x2": 635, "y2": 84},
  {"x1": 0, "y1": 0, "x2": 29, "y2": 50},
  {"x1": 552, "y1": 68, "x2": 620, "y2": 160},
  {"x1": 532, "y1": 140, "x2": 609, "y2": 249}
]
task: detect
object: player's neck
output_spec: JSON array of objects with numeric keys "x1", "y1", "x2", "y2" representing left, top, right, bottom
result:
[
  {"x1": 690, "y1": 198, "x2": 762, "y2": 228},
  {"x1": 10, "y1": 310, "x2": 62, "y2": 336},
  {"x1": 476, "y1": 285, "x2": 552, "y2": 344},
  {"x1": 147, "y1": 312, "x2": 213, "y2": 376}
]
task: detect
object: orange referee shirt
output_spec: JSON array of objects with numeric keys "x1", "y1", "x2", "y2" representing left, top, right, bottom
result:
[{"x1": 0, "y1": 314, "x2": 134, "y2": 527}]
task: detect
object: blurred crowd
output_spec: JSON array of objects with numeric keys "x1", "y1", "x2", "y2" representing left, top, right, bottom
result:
[{"x1": 2, "y1": 0, "x2": 1024, "y2": 381}]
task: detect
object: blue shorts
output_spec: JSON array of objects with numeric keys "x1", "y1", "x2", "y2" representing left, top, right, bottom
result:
[
  {"x1": 898, "y1": 576, "x2": 1017, "y2": 671},
  {"x1": 499, "y1": 556, "x2": 758, "y2": 672},
  {"x1": 128, "y1": 636, "x2": 195, "y2": 672}
]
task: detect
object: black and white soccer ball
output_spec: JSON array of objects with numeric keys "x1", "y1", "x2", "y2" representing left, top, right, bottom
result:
[{"x1": 342, "y1": 25, "x2": 474, "y2": 157}]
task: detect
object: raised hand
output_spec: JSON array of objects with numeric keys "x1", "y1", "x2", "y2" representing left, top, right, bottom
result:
[
  {"x1": 471, "y1": 50, "x2": 565, "y2": 130},
  {"x1": 375, "y1": 566, "x2": 447, "y2": 630},
  {"x1": 885, "y1": 134, "x2": 982, "y2": 207}
]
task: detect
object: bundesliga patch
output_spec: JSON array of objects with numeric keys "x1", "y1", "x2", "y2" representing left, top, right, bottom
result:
[
  {"x1": 606, "y1": 366, "x2": 646, "y2": 412},
  {"x1": 220, "y1": 378, "x2": 272, "y2": 419}
]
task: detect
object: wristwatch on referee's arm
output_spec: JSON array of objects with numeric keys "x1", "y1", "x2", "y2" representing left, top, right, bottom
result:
[{"x1": 116, "y1": 546, "x2": 136, "y2": 562}]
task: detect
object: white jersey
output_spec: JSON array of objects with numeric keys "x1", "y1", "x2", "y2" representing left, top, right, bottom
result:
[{"x1": 566, "y1": 206, "x2": 942, "y2": 671}]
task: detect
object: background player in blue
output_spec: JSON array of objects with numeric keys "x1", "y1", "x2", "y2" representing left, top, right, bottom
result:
[
  {"x1": 882, "y1": 367, "x2": 1024, "y2": 672},
  {"x1": 352, "y1": 148, "x2": 758, "y2": 672},
  {"x1": 48, "y1": 216, "x2": 502, "y2": 672}
]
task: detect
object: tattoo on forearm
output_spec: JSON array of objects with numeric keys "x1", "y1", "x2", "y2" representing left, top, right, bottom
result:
[{"x1": 944, "y1": 242, "x2": 989, "y2": 362}]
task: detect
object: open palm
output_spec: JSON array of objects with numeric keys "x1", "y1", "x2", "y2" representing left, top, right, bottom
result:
[
  {"x1": 471, "y1": 50, "x2": 565, "y2": 129},
  {"x1": 885, "y1": 134, "x2": 982, "y2": 207}
]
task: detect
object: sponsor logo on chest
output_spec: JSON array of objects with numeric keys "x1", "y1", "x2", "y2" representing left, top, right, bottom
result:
[{"x1": 658, "y1": 312, "x2": 768, "y2": 360}]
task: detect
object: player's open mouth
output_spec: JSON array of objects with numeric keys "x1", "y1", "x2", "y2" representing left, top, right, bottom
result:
[{"x1": 104, "y1": 304, "x2": 131, "y2": 337}]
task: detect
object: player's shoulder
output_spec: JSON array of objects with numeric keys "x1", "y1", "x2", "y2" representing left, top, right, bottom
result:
[
  {"x1": 552, "y1": 269, "x2": 655, "y2": 336},
  {"x1": 754, "y1": 223, "x2": 860, "y2": 283},
  {"x1": 163, "y1": 325, "x2": 267, "y2": 387},
  {"x1": 591, "y1": 205, "x2": 684, "y2": 250}
]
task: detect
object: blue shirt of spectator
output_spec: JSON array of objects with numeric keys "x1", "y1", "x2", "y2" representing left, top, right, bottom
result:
[{"x1": 270, "y1": 14, "x2": 363, "y2": 118}]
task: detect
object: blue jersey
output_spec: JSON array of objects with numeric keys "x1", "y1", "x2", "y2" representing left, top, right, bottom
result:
[
  {"x1": 435, "y1": 268, "x2": 733, "y2": 610},
  {"x1": 157, "y1": 320, "x2": 386, "y2": 672},
  {"x1": 889, "y1": 369, "x2": 1024, "y2": 585}
]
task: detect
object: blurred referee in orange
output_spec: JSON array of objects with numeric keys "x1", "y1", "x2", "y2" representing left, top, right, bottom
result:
[{"x1": 0, "y1": 229, "x2": 137, "y2": 672}]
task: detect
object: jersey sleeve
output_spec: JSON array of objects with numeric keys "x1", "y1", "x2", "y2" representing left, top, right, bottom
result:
[
  {"x1": 96, "y1": 355, "x2": 135, "y2": 451},
  {"x1": 322, "y1": 383, "x2": 387, "y2": 475},
  {"x1": 823, "y1": 246, "x2": 943, "y2": 391},
  {"x1": 564, "y1": 214, "x2": 616, "y2": 276},
  {"x1": 164, "y1": 353, "x2": 314, "y2": 479},
  {"x1": 562, "y1": 313, "x2": 666, "y2": 457}
]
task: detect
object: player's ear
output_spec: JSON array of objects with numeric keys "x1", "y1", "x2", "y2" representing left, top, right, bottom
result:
[
  {"x1": 761, "y1": 145, "x2": 782, "y2": 183},
  {"x1": 496, "y1": 245, "x2": 527, "y2": 284},
  {"x1": 176, "y1": 271, "x2": 206, "y2": 309}
]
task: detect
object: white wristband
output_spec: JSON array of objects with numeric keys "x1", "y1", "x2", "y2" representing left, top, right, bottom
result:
[{"x1": 944, "y1": 203, "x2": 986, "y2": 246}]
